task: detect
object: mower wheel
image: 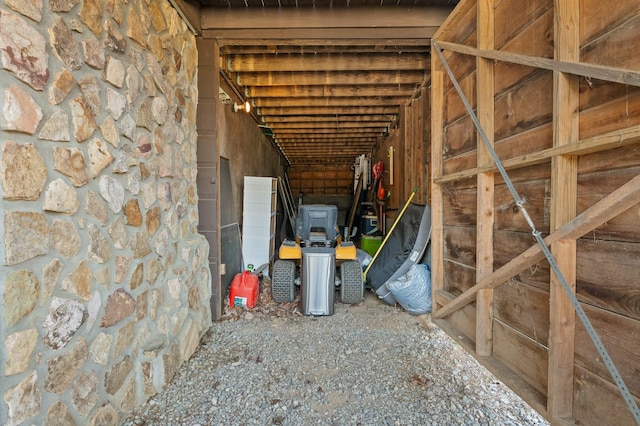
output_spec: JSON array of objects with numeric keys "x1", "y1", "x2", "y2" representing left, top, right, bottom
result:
[
  {"x1": 340, "y1": 260, "x2": 364, "y2": 304},
  {"x1": 272, "y1": 260, "x2": 296, "y2": 303}
]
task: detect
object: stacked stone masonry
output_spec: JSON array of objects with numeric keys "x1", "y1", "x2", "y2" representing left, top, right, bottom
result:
[{"x1": 0, "y1": 0, "x2": 211, "y2": 424}]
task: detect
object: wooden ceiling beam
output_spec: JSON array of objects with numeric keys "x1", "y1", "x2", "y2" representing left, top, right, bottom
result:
[
  {"x1": 201, "y1": 6, "x2": 453, "y2": 30},
  {"x1": 227, "y1": 53, "x2": 427, "y2": 72},
  {"x1": 277, "y1": 141, "x2": 379, "y2": 147},
  {"x1": 213, "y1": 38, "x2": 431, "y2": 47},
  {"x1": 275, "y1": 128, "x2": 387, "y2": 135},
  {"x1": 286, "y1": 156, "x2": 368, "y2": 161},
  {"x1": 277, "y1": 135, "x2": 377, "y2": 146},
  {"x1": 222, "y1": 45, "x2": 429, "y2": 54},
  {"x1": 258, "y1": 106, "x2": 399, "y2": 115},
  {"x1": 284, "y1": 152, "x2": 363, "y2": 157},
  {"x1": 283, "y1": 151, "x2": 373, "y2": 156},
  {"x1": 276, "y1": 127, "x2": 384, "y2": 133},
  {"x1": 263, "y1": 114, "x2": 397, "y2": 123},
  {"x1": 246, "y1": 84, "x2": 416, "y2": 98},
  {"x1": 288, "y1": 159, "x2": 357, "y2": 165},
  {"x1": 280, "y1": 148, "x2": 374, "y2": 152},
  {"x1": 286, "y1": 154, "x2": 364, "y2": 158},
  {"x1": 237, "y1": 70, "x2": 425, "y2": 86},
  {"x1": 205, "y1": 28, "x2": 437, "y2": 40},
  {"x1": 282, "y1": 151, "x2": 373, "y2": 156},
  {"x1": 267, "y1": 121, "x2": 390, "y2": 129},
  {"x1": 253, "y1": 97, "x2": 406, "y2": 108},
  {"x1": 277, "y1": 134, "x2": 385, "y2": 141}
]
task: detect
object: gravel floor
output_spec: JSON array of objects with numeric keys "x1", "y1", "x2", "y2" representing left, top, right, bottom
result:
[{"x1": 123, "y1": 287, "x2": 550, "y2": 426}]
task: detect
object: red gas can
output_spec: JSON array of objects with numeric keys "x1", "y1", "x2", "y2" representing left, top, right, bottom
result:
[{"x1": 229, "y1": 271, "x2": 259, "y2": 308}]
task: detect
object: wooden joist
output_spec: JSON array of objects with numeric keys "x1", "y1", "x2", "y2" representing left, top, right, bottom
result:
[
  {"x1": 215, "y1": 38, "x2": 432, "y2": 47},
  {"x1": 253, "y1": 97, "x2": 406, "y2": 108},
  {"x1": 275, "y1": 125, "x2": 387, "y2": 133},
  {"x1": 204, "y1": 27, "x2": 438, "y2": 40},
  {"x1": 266, "y1": 120, "x2": 390, "y2": 129},
  {"x1": 263, "y1": 114, "x2": 396, "y2": 123},
  {"x1": 246, "y1": 84, "x2": 417, "y2": 98},
  {"x1": 276, "y1": 137, "x2": 376, "y2": 143},
  {"x1": 222, "y1": 45, "x2": 430, "y2": 54},
  {"x1": 201, "y1": 6, "x2": 453, "y2": 31},
  {"x1": 257, "y1": 106, "x2": 399, "y2": 116},
  {"x1": 227, "y1": 53, "x2": 428, "y2": 73},
  {"x1": 237, "y1": 70, "x2": 425, "y2": 86}
]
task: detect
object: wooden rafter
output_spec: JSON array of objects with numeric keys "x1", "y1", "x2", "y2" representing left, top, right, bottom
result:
[
  {"x1": 227, "y1": 53, "x2": 428, "y2": 73},
  {"x1": 214, "y1": 38, "x2": 432, "y2": 47},
  {"x1": 223, "y1": 45, "x2": 430, "y2": 54},
  {"x1": 246, "y1": 84, "x2": 416, "y2": 98},
  {"x1": 262, "y1": 114, "x2": 396, "y2": 123},
  {"x1": 201, "y1": 7, "x2": 453, "y2": 31},
  {"x1": 276, "y1": 137, "x2": 377, "y2": 143},
  {"x1": 237, "y1": 70, "x2": 425, "y2": 86},
  {"x1": 252, "y1": 98, "x2": 406, "y2": 108},
  {"x1": 266, "y1": 121, "x2": 390, "y2": 129},
  {"x1": 257, "y1": 106, "x2": 399, "y2": 115}
]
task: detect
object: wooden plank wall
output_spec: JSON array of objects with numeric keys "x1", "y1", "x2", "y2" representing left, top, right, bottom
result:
[
  {"x1": 372, "y1": 89, "x2": 430, "y2": 218},
  {"x1": 288, "y1": 165, "x2": 353, "y2": 196},
  {"x1": 431, "y1": 0, "x2": 640, "y2": 424}
]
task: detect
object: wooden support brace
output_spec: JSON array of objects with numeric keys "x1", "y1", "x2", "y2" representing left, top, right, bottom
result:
[
  {"x1": 435, "y1": 40, "x2": 640, "y2": 88},
  {"x1": 433, "y1": 124, "x2": 640, "y2": 184},
  {"x1": 433, "y1": 173, "x2": 640, "y2": 320}
]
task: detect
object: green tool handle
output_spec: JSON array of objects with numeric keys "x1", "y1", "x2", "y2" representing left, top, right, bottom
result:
[{"x1": 363, "y1": 187, "x2": 418, "y2": 281}]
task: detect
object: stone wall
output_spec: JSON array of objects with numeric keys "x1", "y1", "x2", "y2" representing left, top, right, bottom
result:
[{"x1": 0, "y1": 0, "x2": 211, "y2": 424}]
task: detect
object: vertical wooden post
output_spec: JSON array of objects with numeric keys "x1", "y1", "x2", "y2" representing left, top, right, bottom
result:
[
  {"x1": 422, "y1": 86, "x2": 431, "y2": 205},
  {"x1": 403, "y1": 103, "x2": 412, "y2": 199},
  {"x1": 394, "y1": 106, "x2": 406, "y2": 208},
  {"x1": 412, "y1": 98, "x2": 423, "y2": 203},
  {"x1": 475, "y1": 0, "x2": 496, "y2": 357},
  {"x1": 548, "y1": 0, "x2": 579, "y2": 419},
  {"x1": 430, "y1": 67, "x2": 445, "y2": 315},
  {"x1": 196, "y1": 38, "x2": 222, "y2": 319}
]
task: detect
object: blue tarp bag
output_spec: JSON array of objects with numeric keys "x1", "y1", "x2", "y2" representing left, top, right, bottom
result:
[{"x1": 387, "y1": 263, "x2": 432, "y2": 315}]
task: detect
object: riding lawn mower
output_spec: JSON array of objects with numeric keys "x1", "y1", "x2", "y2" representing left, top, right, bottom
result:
[{"x1": 271, "y1": 204, "x2": 364, "y2": 315}]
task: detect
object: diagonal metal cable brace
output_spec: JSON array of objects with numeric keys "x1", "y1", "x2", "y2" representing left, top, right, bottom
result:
[{"x1": 432, "y1": 40, "x2": 640, "y2": 425}]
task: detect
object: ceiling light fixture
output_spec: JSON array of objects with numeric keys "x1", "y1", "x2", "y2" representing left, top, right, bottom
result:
[{"x1": 234, "y1": 101, "x2": 251, "y2": 113}]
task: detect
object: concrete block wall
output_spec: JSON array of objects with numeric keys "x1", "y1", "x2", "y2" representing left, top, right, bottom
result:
[{"x1": 0, "y1": 0, "x2": 211, "y2": 424}]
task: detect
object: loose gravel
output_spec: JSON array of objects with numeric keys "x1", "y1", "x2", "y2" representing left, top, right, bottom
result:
[{"x1": 123, "y1": 287, "x2": 549, "y2": 426}]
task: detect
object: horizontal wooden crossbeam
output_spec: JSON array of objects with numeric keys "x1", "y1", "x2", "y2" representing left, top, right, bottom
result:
[{"x1": 433, "y1": 173, "x2": 640, "y2": 319}]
